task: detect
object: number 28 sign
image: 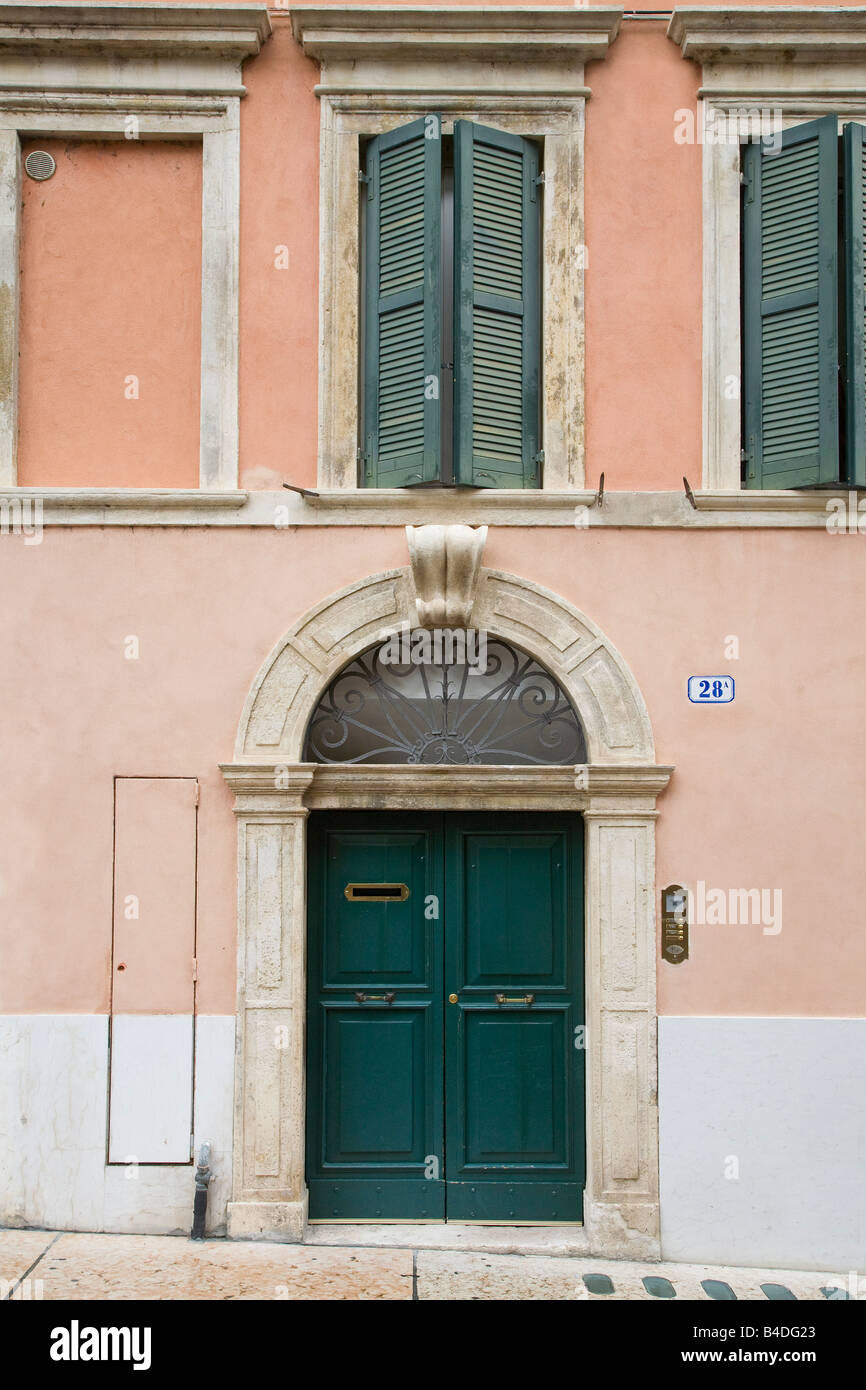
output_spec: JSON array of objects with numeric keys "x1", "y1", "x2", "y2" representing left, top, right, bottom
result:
[{"x1": 687, "y1": 676, "x2": 735, "y2": 704}]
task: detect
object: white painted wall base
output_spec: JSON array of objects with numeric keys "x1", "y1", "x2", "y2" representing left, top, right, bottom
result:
[
  {"x1": 5, "y1": 1010, "x2": 863, "y2": 1265},
  {"x1": 0, "y1": 1015, "x2": 234, "y2": 1234},
  {"x1": 659, "y1": 1017, "x2": 866, "y2": 1272}
]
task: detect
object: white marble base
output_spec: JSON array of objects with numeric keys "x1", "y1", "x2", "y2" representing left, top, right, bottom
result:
[{"x1": 0, "y1": 1014, "x2": 235, "y2": 1234}]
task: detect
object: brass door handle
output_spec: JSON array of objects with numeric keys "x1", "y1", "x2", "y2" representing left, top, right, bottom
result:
[
  {"x1": 495, "y1": 993, "x2": 535, "y2": 1006},
  {"x1": 354, "y1": 991, "x2": 395, "y2": 1005}
]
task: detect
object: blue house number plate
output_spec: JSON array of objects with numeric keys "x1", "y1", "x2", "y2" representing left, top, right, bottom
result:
[{"x1": 688, "y1": 676, "x2": 735, "y2": 704}]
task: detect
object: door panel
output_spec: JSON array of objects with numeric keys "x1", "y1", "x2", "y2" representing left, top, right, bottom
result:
[
  {"x1": 306, "y1": 814, "x2": 445, "y2": 1219},
  {"x1": 462, "y1": 1009, "x2": 570, "y2": 1163},
  {"x1": 306, "y1": 811, "x2": 584, "y2": 1222},
  {"x1": 322, "y1": 1008, "x2": 429, "y2": 1159},
  {"x1": 445, "y1": 816, "x2": 584, "y2": 1221},
  {"x1": 321, "y1": 832, "x2": 431, "y2": 988},
  {"x1": 461, "y1": 830, "x2": 567, "y2": 986}
]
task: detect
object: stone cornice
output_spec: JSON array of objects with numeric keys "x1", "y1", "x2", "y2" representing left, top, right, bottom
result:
[
  {"x1": 581, "y1": 765, "x2": 673, "y2": 799},
  {"x1": 0, "y1": 3, "x2": 272, "y2": 102},
  {"x1": 0, "y1": 4, "x2": 272, "y2": 59},
  {"x1": 0, "y1": 487, "x2": 249, "y2": 508},
  {"x1": 668, "y1": 7, "x2": 866, "y2": 64},
  {"x1": 290, "y1": 6, "x2": 623, "y2": 65},
  {"x1": 0, "y1": 486, "x2": 851, "y2": 528},
  {"x1": 220, "y1": 763, "x2": 673, "y2": 813}
]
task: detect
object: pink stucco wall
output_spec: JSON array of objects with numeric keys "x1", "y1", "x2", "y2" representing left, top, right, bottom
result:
[
  {"x1": 584, "y1": 25, "x2": 702, "y2": 490},
  {"x1": 17, "y1": 139, "x2": 202, "y2": 488},
  {"x1": 1, "y1": 527, "x2": 864, "y2": 1019}
]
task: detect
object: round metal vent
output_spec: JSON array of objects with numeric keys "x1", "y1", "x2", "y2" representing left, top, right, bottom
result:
[{"x1": 24, "y1": 151, "x2": 56, "y2": 181}]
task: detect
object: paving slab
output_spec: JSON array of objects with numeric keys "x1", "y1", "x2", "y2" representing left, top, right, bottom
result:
[
  {"x1": 30, "y1": 1234, "x2": 413, "y2": 1301},
  {"x1": 0, "y1": 1229, "x2": 59, "y2": 1293},
  {"x1": 306, "y1": 1222, "x2": 588, "y2": 1255},
  {"x1": 3, "y1": 1229, "x2": 850, "y2": 1301}
]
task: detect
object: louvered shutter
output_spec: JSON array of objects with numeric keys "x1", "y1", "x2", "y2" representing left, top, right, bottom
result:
[
  {"x1": 453, "y1": 121, "x2": 541, "y2": 488},
  {"x1": 742, "y1": 116, "x2": 839, "y2": 488},
  {"x1": 843, "y1": 120, "x2": 866, "y2": 487},
  {"x1": 363, "y1": 118, "x2": 441, "y2": 487}
]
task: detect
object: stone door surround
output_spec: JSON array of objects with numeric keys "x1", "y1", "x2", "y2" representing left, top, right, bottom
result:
[{"x1": 221, "y1": 565, "x2": 672, "y2": 1257}]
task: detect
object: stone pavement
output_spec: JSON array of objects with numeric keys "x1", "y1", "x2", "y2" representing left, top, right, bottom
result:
[{"x1": 0, "y1": 1229, "x2": 853, "y2": 1301}]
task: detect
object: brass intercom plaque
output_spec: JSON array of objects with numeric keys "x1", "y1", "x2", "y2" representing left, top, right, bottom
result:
[
  {"x1": 661, "y1": 884, "x2": 689, "y2": 964},
  {"x1": 344, "y1": 882, "x2": 410, "y2": 903}
]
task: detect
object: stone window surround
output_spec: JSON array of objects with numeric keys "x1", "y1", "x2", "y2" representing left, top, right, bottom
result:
[
  {"x1": 289, "y1": 5, "x2": 624, "y2": 493},
  {"x1": 668, "y1": 7, "x2": 866, "y2": 491},
  {"x1": 0, "y1": 2, "x2": 272, "y2": 492},
  {"x1": 221, "y1": 563, "x2": 673, "y2": 1257}
]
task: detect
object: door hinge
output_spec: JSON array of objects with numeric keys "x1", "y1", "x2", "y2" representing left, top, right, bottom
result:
[
  {"x1": 741, "y1": 439, "x2": 757, "y2": 481},
  {"x1": 359, "y1": 441, "x2": 375, "y2": 478},
  {"x1": 533, "y1": 449, "x2": 545, "y2": 464},
  {"x1": 740, "y1": 163, "x2": 756, "y2": 204},
  {"x1": 192, "y1": 957, "x2": 198, "y2": 983},
  {"x1": 534, "y1": 172, "x2": 545, "y2": 186},
  {"x1": 190, "y1": 1132, "x2": 195, "y2": 1161},
  {"x1": 358, "y1": 169, "x2": 370, "y2": 184},
  {"x1": 193, "y1": 781, "x2": 200, "y2": 807}
]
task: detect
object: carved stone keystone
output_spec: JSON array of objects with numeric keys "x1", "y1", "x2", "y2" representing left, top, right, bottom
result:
[{"x1": 405, "y1": 523, "x2": 487, "y2": 628}]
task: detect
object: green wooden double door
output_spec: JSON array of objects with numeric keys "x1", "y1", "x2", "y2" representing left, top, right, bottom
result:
[{"x1": 306, "y1": 812, "x2": 585, "y2": 1222}]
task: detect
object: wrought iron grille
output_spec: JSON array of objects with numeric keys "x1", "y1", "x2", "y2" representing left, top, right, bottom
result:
[{"x1": 304, "y1": 633, "x2": 586, "y2": 766}]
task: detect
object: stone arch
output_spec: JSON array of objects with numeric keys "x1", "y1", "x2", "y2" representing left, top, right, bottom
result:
[{"x1": 235, "y1": 567, "x2": 655, "y2": 766}]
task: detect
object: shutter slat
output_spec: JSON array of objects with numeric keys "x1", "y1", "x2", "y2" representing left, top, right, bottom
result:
[
  {"x1": 363, "y1": 118, "x2": 441, "y2": 487},
  {"x1": 453, "y1": 120, "x2": 540, "y2": 488},
  {"x1": 743, "y1": 115, "x2": 839, "y2": 488}
]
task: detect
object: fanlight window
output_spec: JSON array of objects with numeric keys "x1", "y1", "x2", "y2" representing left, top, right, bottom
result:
[{"x1": 304, "y1": 633, "x2": 586, "y2": 766}]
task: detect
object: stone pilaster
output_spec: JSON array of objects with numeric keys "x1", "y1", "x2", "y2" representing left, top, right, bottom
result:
[
  {"x1": 582, "y1": 775, "x2": 663, "y2": 1259},
  {"x1": 226, "y1": 770, "x2": 314, "y2": 1240}
]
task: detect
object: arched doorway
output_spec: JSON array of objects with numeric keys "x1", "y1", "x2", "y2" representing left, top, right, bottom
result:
[
  {"x1": 303, "y1": 631, "x2": 587, "y2": 1222},
  {"x1": 221, "y1": 566, "x2": 672, "y2": 1256}
]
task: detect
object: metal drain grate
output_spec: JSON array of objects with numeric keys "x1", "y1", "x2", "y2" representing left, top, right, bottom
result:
[
  {"x1": 578, "y1": 1268, "x2": 824, "y2": 1300},
  {"x1": 702, "y1": 1279, "x2": 737, "y2": 1300}
]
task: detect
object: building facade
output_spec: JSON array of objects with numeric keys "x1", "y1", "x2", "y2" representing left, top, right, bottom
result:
[{"x1": 0, "y1": 1, "x2": 864, "y2": 1273}]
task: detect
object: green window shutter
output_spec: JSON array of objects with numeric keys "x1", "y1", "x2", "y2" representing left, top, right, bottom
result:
[
  {"x1": 363, "y1": 117, "x2": 441, "y2": 487},
  {"x1": 453, "y1": 121, "x2": 541, "y2": 489},
  {"x1": 742, "y1": 115, "x2": 839, "y2": 489},
  {"x1": 843, "y1": 120, "x2": 866, "y2": 487}
]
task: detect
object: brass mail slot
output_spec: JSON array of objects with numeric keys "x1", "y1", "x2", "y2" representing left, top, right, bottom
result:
[{"x1": 344, "y1": 882, "x2": 410, "y2": 903}]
